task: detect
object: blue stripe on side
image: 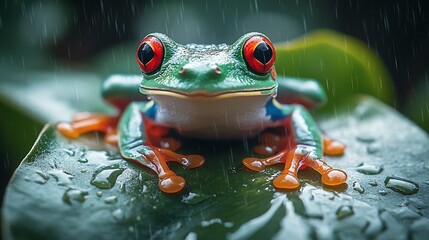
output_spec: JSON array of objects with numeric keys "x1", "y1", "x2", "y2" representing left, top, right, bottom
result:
[
  {"x1": 265, "y1": 98, "x2": 288, "y2": 121},
  {"x1": 143, "y1": 101, "x2": 157, "y2": 120}
]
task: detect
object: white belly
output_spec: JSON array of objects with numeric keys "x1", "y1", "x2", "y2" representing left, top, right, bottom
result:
[{"x1": 151, "y1": 95, "x2": 279, "y2": 139}]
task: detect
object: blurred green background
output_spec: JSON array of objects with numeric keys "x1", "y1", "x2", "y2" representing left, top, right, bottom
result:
[{"x1": 0, "y1": 0, "x2": 428, "y2": 203}]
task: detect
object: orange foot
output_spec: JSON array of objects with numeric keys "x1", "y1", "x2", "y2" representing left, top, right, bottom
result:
[
  {"x1": 123, "y1": 144, "x2": 204, "y2": 193},
  {"x1": 243, "y1": 144, "x2": 347, "y2": 190},
  {"x1": 57, "y1": 113, "x2": 119, "y2": 143}
]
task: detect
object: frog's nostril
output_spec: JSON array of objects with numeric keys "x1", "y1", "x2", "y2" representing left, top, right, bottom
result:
[
  {"x1": 214, "y1": 66, "x2": 222, "y2": 75},
  {"x1": 179, "y1": 67, "x2": 186, "y2": 74},
  {"x1": 178, "y1": 63, "x2": 222, "y2": 79},
  {"x1": 209, "y1": 63, "x2": 222, "y2": 75}
]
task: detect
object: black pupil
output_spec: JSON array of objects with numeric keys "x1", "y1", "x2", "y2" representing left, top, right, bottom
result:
[
  {"x1": 254, "y1": 42, "x2": 272, "y2": 64},
  {"x1": 138, "y1": 43, "x2": 154, "y2": 64}
]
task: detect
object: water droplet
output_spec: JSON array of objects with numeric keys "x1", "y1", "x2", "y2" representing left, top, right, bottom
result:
[
  {"x1": 112, "y1": 208, "x2": 124, "y2": 221},
  {"x1": 367, "y1": 143, "x2": 381, "y2": 154},
  {"x1": 385, "y1": 176, "x2": 419, "y2": 195},
  {"x1": 36, "y1": 171, "x2": 50, "y2": 180},
  {"x1": 96, "y1": 191, "x2": 103, "y2": 197},
  {"x1": 90, "y1": 168, "x2": 124, "y2": 189},
  {"x1": 78, "y1": 158, "x2": 88, "y2": 163},
  {"x1": 368, "y1": 180, "x2": 378, "y2": 187},
  {"x1": 84, "y1": 150, "x2": 121, "y2": 165},
  {"x1": 63, "y1": 149, "x2": 75, "y2": 156},
  {"x1": 119, "y1": 183, "x2": 126, "y2": 193},
  {"x1": 336, "y1": 205, "x2": 354, "y2": 220},
  {"x1": 224, "y1": 222, "x2": 234, "y2": 228},
  {"x1": 356, "y1": 163, "x2": 383, "y2": 175},
  {"x1": 186, "y1": 232, "x2": 198, "y2": 240},
  {"x1": 104, "y1": 196, "x2": 118, "y2": 204},
  {"x1": 63, "y1": 189, "x2": 88, "y2": 205},
  {"x1": 356, "y1": 135, "x2": 375, "y2": 143},
  {"x1": 34, "y1": 170, "x2": 50, "y2": 184},
  {"x1": 201, "y1": 218, "x2": 223, "y2": 227},
  {"x1": 182, "y1": 192, "x2": 210, "y2": 205},
  {"x1": 34, "y1": 179, "x2": 46, "y2": 184},
  {"x1": 48, "y1": 169, "x2": 73, "y2": 186},
  {"x1": 379, "y1": 190, "x2": 388, "y2": 196},
  {"x1": 353, "y1": 181, "x2": 365, "y2": 194}
]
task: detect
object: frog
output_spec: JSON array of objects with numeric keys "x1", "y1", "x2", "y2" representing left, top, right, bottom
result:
[{"x1": 57, "y1": 32, "x2": 347, "y2": 193}]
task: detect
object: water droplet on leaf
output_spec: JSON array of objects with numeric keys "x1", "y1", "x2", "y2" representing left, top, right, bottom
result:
[
  {"x1": 368, "y1": 180, "x2": 378, "y2": 186},
  {"x1": 336, "y1": 205, "x2": 354, "y2": 220},
  {"x1": 182, "y1": 192, "x2": 210, "y2": 205},
  {"x1": 379, "y1": 190, "x2": 388, "y2": 196},
  {"x1": 353, "y1": 181, "x2": 365, "y2": 194},
  {"x1": 48, "y1": 169, "x2": 73, "y2": 186},
  {"x1": 367, "y1": 143, "x2": 381, "y2": 154},
  {"x1": 356, "y1": 134, "x2": 375, "y2": 143},
  {"x1": 90, "y1": 168, "x2": 124, "y2": 189},
  {"x1": 63, "y1": 189, "x2": 88, "y2": 205},
  {"x1": 35, "y1": 171, "x2": 50, "y2": 180},
  {"x1": 385, "y1": 176, "x2": 419, "y2": 195},
  {"x1": 104, "y1": 196, "x2": 118, "y2": 204},
  {"x1": 119, "y1": 183, "x2": 126, "y2": 193},
  {"x1": 112, "y1": 208, "x2": 124, "y2": 221},
  {"x1": 63, "y1": 149, "x2": 75, "y2": 157},
  {"x1": 356, "y1": 163, "x2": 383, "y2": 175},
  {"x1": 78, "y1": 158, "x2": 88, "y2": 163}
]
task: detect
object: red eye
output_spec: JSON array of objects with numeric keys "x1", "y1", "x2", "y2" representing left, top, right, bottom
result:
[
  {"x1": 242, "y1": 36, "x2": 276, "y2": 75},
  {"x1": 136, "y1": 36, "x2": 164, "y2": 74}
]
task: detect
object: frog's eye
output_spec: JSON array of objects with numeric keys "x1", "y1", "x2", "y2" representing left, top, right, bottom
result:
[
  {"x1": 242, "y1": 36, "x2": 276, "y2": 75},
  {"x1": 136, "y1": 36, "x2": 164, "y2": 74}
]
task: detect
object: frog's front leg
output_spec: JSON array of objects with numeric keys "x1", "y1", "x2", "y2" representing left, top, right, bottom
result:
[
  {"x1": 276, "y1": 77, "x2": 327, "y2": 109},
  {"x1": 56, "y1": 75, "x2": 145, "y2": 144},
  {"x1": 57, "y1": 114, "x2": 119, "y2": 144},
  {"x1": 243, "y1": 104, "x2": 347, "y2": 189},
  {"x1": 118, "y1": 102, "x2": 204, "y2": 193}
]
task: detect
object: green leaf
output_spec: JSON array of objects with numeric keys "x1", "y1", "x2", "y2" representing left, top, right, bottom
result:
[
  {"x1": 275, "y1": 30, "x2": 394, "y2": 111},
  {"x1": 3, "y1": 96, "x2": 429, "y2": 239}
]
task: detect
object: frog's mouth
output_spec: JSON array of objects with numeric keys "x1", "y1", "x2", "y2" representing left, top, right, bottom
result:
[{"x1": 140, "y1": 86, "x2": 277, "y2": 99}]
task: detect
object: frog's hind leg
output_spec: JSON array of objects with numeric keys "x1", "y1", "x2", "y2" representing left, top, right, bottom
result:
[
  {"x1": 57, "y1": 114, "x2": 119, "y2": 142},
  {"x1": 119, "y1": 102, "x2": 204, "y2": 193},
  {"x1": 243, "y1": 147, "x2": 304, "y2": 189},
  {"x1": 244, "y1": 105, "x2": 347, "y2": 189},
  {"x1": 253, "y1": 130, "x2": 292, "y2": 156},
  {"x1": 144, "y1": 119, "x2": 181, "y2": 151}
]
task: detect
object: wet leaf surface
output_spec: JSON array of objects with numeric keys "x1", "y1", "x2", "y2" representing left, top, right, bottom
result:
[{"x1": 2, "y1": 96, "x2": 429, "y2": 240}]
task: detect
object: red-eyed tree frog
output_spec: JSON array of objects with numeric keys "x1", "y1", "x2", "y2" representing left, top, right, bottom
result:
[{"x1": 57, "y1": 33, "x2": 347, "y2": 193}]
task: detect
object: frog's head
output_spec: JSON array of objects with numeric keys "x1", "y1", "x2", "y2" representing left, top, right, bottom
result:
[{"x1": 136, "y1": 33, "x2": 277, "y2": 99}]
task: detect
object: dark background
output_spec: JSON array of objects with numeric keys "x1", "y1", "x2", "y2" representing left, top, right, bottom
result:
[{"x1": 0, "y1": 0, "x2": 428, "y2": 203}]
